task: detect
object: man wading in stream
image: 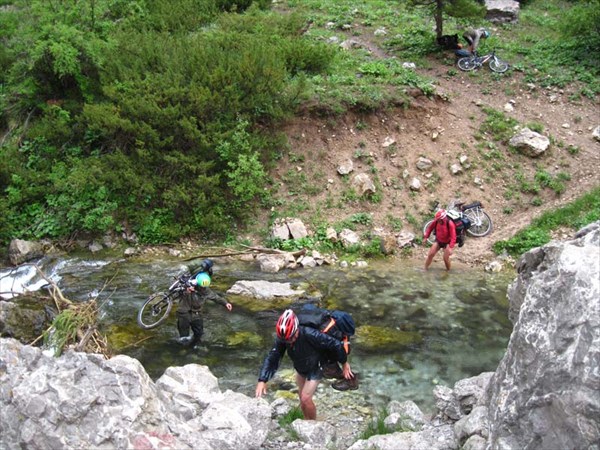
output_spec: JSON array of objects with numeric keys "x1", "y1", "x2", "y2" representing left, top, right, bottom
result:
[{"x1": 255, "y1": 309, "x2": 355, "y2": 420}]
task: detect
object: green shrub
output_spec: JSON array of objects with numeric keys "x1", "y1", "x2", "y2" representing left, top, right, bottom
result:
[{"x1": 493, "y1": 187, "x2": 600, "y2": 257}]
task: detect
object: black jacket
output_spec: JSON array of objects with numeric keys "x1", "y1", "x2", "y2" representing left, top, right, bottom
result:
[
  {"x1": 177, "y1": 286, "x2": 226, "y2": 314},
  {"x1": 258, "y1": 326, "x2": 347, "y2": 382}
]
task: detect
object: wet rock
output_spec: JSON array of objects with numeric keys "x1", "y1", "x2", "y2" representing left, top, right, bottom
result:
[
  {"x1": 355, "y1": 325, "x2": 422, "y2": 350},
  {"x1": 8, "y1": 239, "x2": 45, "y2": 266},
  {"x1": 256, "y1": 253, "x2": 289, "y2": 273},
  {"x1": 0, "y1": 295, "x2": 53, "y2": 342},
  {"x1": 227, "y1": 280, "x2": 305, "y2": 300}
]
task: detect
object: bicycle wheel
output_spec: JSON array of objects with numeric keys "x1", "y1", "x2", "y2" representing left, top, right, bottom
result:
[
  {"x1": 137, "y1": 292, "x2": 174, "y2": 330},
  {"x1": 489, "y1": 57, "x2": 509, "y2": 73},
  {"x1": 457, "y1": 57, "x2": 478, "y2": 71},
  {"x1": 423, "y1": 220, "x2": 436, "y2": 245},
  {"x1": 464, "y1": 208, "x2": 493, "y2": 237}
]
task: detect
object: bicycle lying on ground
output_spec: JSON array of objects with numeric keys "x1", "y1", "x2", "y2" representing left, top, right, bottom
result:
[
  {"x1": 457, "y1": 50, "x2": 509, "y2": 73},
  {"x1": 423, "y1": 201, "x2": 493, "y2": 245},
  {"x1": 137, "y1": 274, "x2": 190, "y2": 329}
]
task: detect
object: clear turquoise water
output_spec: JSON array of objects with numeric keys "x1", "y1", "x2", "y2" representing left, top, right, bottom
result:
[{"x1": 16, "y1": 253, "x2": 514, "y2": 412}]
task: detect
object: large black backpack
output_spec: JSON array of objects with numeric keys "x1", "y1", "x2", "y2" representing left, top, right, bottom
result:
[
  {"x1": 435, "y1": 215, "x2": 471, "y2": 247},
  {"x1": 296, "y1": 304, "x2": 355, "y2": 344}
]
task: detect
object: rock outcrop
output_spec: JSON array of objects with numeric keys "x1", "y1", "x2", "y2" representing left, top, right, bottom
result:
[
  {"x1": 0, "y1": 339, "x2": 270, "y2": 449},
  {"x1": 486, "y1": 221, "x2": 600, "y2": 449}
]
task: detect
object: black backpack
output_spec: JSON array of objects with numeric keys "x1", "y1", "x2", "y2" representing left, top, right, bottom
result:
[
  {"x1": 435, "y1": 216, "x2": 471, "y2": 247},
  {"x1": 296, "y1": 304, "x2": 355, "y2": 346}
]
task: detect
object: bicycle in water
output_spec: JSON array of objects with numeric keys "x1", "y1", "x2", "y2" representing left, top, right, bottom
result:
[
  {"x1": 457, "y1": 50, "x2": 509, "y2": 73},
  {"x1": 137, "y1": 274, "x2": 190, "y2": 329}
]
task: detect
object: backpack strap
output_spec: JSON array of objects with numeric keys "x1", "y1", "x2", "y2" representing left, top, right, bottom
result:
[
  {"x1": 342, "y1": 336, "x2": 350, "y2": 354},
  {"x1": 321, "y1": 317, "x2": 336, "y2": 334}
]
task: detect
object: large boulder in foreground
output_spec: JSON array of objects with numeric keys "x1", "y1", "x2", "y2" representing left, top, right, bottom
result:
[
  {"x1": 487, "y1": 222, "x2": 600, "y2": 449},
  {"x1": 0, "y1": 338, "x2": 270, "y2": 450}
]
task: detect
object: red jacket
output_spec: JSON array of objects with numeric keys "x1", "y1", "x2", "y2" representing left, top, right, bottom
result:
[{"x1": 424, "y1": 218, "x2": 457, "y2": 248}]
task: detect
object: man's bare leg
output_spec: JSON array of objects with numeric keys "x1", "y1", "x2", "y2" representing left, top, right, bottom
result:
[
  {"x1": 443, "y1": 247, "x2": 452, "y2": 271},
  {"x1": 425, "y1": 243, "x2": 440, "y2": 270},
  {"x1": 296, "y1": 373, "x2": 320, "y2": 420}
]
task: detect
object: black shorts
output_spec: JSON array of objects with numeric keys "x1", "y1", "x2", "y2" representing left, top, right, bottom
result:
[
  {"x1": 296, "y1": 366, "x2": 323, "y2": 381},
  {"x1": 436, "y1": 240, "x2": 449, "y2": 249}
]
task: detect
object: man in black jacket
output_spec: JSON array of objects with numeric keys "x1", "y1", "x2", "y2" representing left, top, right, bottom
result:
[
  {"x1": 255, "y1": 309, "x2": 354, "y2": 420},
  {"x1": 176, "y1": 261, "x2": 232, "y2": 347}
]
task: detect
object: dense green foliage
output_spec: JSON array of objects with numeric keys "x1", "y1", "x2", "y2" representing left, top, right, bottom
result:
[
  {"x1": 492, "y1": 188, "x2": 600, "y2": 257},
  {"x1": 0, "y1": 0, "x2": 333, "y2": 244},
  {"x1": 0, "y1": 0, "x2": 598, "y2": 247}
]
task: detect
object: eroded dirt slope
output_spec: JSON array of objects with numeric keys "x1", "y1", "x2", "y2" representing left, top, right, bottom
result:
[{"x1": 257, "y1": 53, "x2": 600, "y2": 267}]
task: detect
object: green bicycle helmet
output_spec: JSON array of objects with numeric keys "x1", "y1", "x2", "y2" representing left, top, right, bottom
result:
[{"x1": 195, "y1": 272, "x2": 211, "y2": 288}]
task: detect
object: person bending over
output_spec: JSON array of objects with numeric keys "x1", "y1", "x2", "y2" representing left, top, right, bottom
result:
[{"x1": 255, "y1": 309, "x2": 353, "y2": 420}]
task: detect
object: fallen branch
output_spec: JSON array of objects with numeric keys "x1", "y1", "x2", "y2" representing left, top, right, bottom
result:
[
  {"x1": 240, "y1": 245, "x2": 306, "y2": 258},
  {"x1": 119, "y1": 336, "x2": 153, "y2": 350}
]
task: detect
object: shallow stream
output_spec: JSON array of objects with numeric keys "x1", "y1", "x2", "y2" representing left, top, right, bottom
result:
[{"x1": 4, "y1": 252, "x2": 515, "y2": 413}]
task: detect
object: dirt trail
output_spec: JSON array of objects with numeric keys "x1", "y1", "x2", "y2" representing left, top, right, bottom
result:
[{"x1": 260, "y1": 42, "x2": 600, "y2": 267}]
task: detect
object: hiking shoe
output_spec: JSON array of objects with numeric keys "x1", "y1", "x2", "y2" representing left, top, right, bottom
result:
[
  {"x1": 322, "y1": 363, "x2": 344, "y2": 379},
  {"x1": 332, "y1": 373, "x2": 359, "y2": 391}
]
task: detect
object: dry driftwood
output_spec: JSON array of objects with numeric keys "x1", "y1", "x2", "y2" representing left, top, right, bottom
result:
[
  {"x1": 183, "y1": 245, "x2": 306, "y2": 262},
  {"x1": 23, "y1": 264, "x2": 112, "y2": 358}
]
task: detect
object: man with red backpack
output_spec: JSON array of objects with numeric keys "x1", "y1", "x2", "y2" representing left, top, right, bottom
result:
[{"x1": 423, "y1": 209, "x2": 457, "y2": 271}]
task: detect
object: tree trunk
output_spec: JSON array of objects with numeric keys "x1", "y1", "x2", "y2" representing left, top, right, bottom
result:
[{"x1": 435, "y1": 0, "x2": 444, "y2": 38}]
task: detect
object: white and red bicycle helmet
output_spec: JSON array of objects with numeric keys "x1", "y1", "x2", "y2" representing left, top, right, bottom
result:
[
  {"x1": 276, "y1": 309, "x2": 299, "y2": 340},
  {"x1": 435, "y1": 209, "x2": 447, "y2": 221}
]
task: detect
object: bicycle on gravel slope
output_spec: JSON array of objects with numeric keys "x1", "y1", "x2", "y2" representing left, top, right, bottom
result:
[{"x1": 457, "y1": 49, "x2": 509, "y2": 73}]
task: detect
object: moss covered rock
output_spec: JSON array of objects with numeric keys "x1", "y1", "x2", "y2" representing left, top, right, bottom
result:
[{"x1": 355, "y1": 325, "x2": 422, "y2": 350}]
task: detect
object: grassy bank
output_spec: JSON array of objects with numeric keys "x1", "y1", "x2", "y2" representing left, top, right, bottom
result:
[{"x1": 493, "y1": 187, "x2": 600, "y2": 257}]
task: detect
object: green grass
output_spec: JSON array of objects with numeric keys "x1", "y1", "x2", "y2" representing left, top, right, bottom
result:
[
  {"x1": 278, "y1": 406, "x2": 304, "y2": 427},
  {"x1": 493, "y1": 187, "x2": 600, "y2": 257},
  {"x1": 359, "y1": 407, "x2": 394, "y2": 440}
]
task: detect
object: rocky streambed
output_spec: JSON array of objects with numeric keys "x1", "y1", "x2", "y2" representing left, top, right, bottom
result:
[{"x1": 0, "y1": 222, "x2": 598, "y2": 449}]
